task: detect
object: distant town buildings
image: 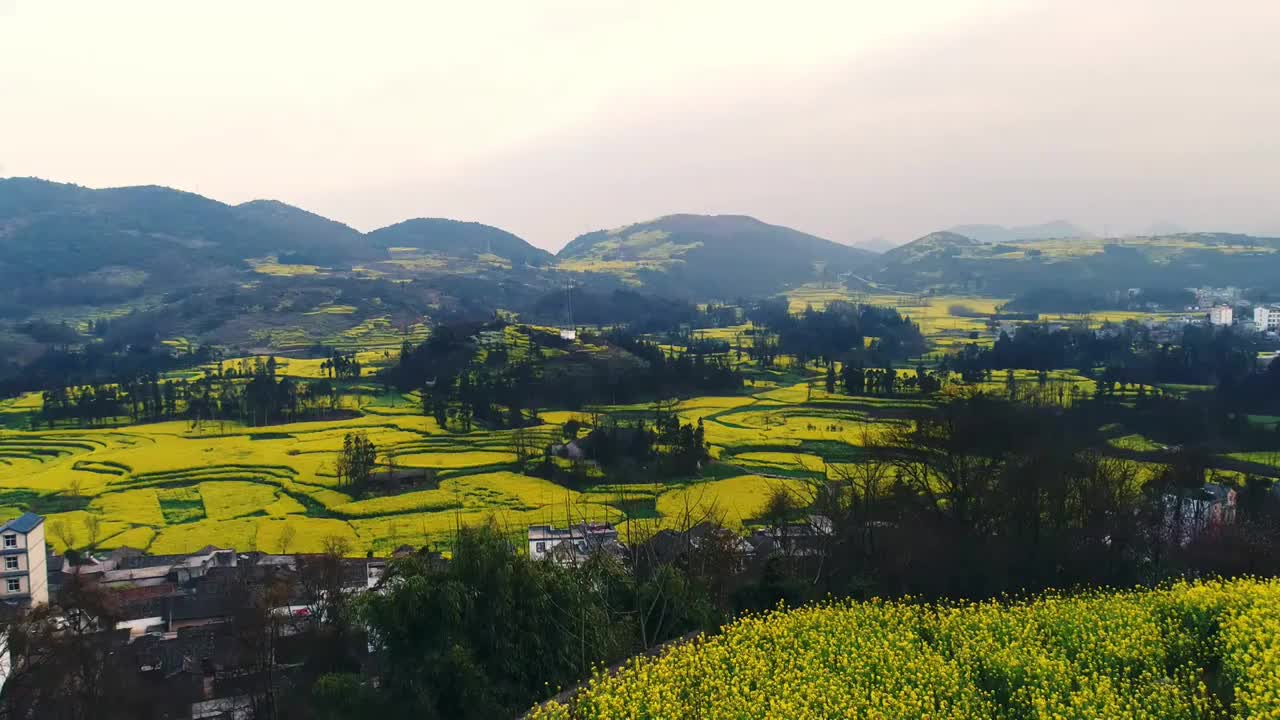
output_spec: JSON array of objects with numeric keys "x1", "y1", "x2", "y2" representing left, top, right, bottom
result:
[
  {"x1": 1255, "y1": 306, "x2": 1280, "y2": 331},
  {"x1": 1209, "y1": 305, "x2": 1234, "y2": 326},
  {"x1": 0, "y1": 512, "x2": 48, "y2": 609},
  {"x1": 1195, "y1": 286, "x2": 1242, "y2": 307}
]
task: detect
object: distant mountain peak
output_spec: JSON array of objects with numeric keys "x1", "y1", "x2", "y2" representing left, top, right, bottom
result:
[
  {"x1": 367, "y1": 217, "x2": 551, "y2": 265},
  {"x1": 557, "y1": 213, "x2": 874, "y2": 299},
  {"x1": 947, "y1": 221, "x2": 1093, "y2": 243}
]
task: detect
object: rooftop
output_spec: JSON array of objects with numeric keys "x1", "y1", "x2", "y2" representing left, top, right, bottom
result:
[{"x1": 0, "y1": 512, "x2": 43, "y2": 535}]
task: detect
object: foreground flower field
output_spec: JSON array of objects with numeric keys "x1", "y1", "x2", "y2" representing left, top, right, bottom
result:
[{"x1": 529, "y1": 579, "x2": 1280, "y2": 720}]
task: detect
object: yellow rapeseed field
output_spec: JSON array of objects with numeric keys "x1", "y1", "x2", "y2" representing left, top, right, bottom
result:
[{"x1": 530, "y1": 579, "x2": 1280, "y2": 720}]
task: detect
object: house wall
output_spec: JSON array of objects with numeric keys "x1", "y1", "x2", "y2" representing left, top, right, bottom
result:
[
  {"x1": 1, "y1": 553, "x2": 28, "y2": 572},
  {"x1": 0, "y1": 528, "x2": 26, "y2": 551},
  {"x1": 116, "y1": 616, "x2": 165, "y2": 638},
  {"x1": 0, "y1": 575, "x2": 29, "y2": 595},
  {"x1": 26, "y1": 523, "x2": 47, "y2": 607}
]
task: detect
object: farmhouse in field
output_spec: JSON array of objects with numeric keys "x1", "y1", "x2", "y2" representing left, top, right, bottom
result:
[{"x1": 527, "y1": 524, "x2": 623, "y2": 566}]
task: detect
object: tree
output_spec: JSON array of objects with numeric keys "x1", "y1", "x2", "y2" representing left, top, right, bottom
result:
[
  {"x1": 0, "y1": 574, "x2": 156, "y2": 718},
  {"x1": 50, "y1": 519, "x2": 75, "y2": 553},
  {"x1": 279, "y1": 523, "x2": 298, "y2": 555},
  {"x1": 511, "y1": 425, "x2": 535, "y2": 470},
  {"x1": 359, "y1": 523, "x2": 633, "y2": 719},
  {"x1": 84, "y1": 514, "x2": 102, "y2": 552},
  {"x1": 336, "y1": 431, "x2": 377, "y2": 488}
]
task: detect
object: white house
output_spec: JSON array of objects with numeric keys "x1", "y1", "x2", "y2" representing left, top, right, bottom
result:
[
  {"x1": 527, "y1": 524, "x2": 620, "y2": 566},
  {"x1": 1208, "y1": 305, "x2": 1233, "y2": 326},
  {"x1": 1254, "y1": 306, "x2": 1280, "y2": 331},
  {"x1": 0, "y1": 513, "x2": 48, "y2": 609}
]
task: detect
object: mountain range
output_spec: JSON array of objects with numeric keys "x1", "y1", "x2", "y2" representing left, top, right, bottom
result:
[
  {"x1": 0, "y1": 179, "x2": 878, "y2": 303},
  {"x1": 4, "y1": 176, "x2": 1280, "y2": 349}
]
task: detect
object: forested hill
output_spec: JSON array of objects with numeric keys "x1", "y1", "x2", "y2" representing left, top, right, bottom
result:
[
  {"x1": 0, "y1": 178, "x2": 554, "y2": 280},
  {"x1": 867, "y1": 227, "x2": 1280, "y2": 295},
  {"x1": 557, "y1": 214, "x2": 877, "y2": 298},
  {"x1": 876, "y1": 231, "x2": 980, "y2": 266},
  {"x1": 229, "y1": 198, "x2": 373, "y2": 264},
  {"x1": 366, "y1": 217, "x2": 552, "y2": 267},
  {"x1": 0, "y1": 178, "x2": 553, "y2": 312},
  {"x1": 0, "y1": 178, "x2": 378, "y2": 277}
]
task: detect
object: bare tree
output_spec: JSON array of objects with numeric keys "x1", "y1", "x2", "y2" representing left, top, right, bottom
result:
[
  {"x1": 322, "y1": 534, "x2": 353, "y2": 559},
  {"x1": 50, "y1": 519, "x2": 75, "y2": 553},
  {"x1": 84, "y1": 514, "x2": 102, "y2": 552},
  {"x1": 511, "y1": 425, "x2": 534, "y2": 470},
  {"x1": 278, "y1": 523, "x2": 297, "y2": 555}
]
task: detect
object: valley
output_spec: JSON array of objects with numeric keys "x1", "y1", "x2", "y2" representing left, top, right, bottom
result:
[
  {"x1": 1, "y1": 280, "x2": 1272, "y2": 556},
  {"x1": 5, "y1": 180, "x2": 1280, "y2": 719}
]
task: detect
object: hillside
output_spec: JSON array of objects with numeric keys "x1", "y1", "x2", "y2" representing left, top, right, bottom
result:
[
  {"x1": 557, "y1": 214, "x2": 876, "y2": 299},
  {"x1": 0, "y1": 179, "x2": 553, "y2": 305},
  {"x1": 231, "y1": 199, "x2": 374, "y2": 264},
  {"x1": 0, "y1": 179, "x2": 558, "y2": 365},
  {"x1": 878, "y1": 230, "x2": 980, "y2": 266},
  {"x1": 0, "y1": 179, "x2": 381, "y2": 279},
  {"x1": 0, "y1": 179, "x2": 258, "y2": 280},
  {"x1": 530, "y1": 579, "x2": 1280, "y2": 719},
  {"x1": 868, "y1": 227, "x2": 1280, "y2": 294},
  {"x1": 367, "y1": 217, "x2": 552, "y2": 268}
]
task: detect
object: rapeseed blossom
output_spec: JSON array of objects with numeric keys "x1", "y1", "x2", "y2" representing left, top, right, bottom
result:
[{"x1": 530, "y1": 579, "x2": 1280, "y2": 720}]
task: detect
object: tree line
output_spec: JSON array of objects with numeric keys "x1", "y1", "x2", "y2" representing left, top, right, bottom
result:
[
  {"x1": 37, "y1": 356, "x2": 350, "y2": 428},
  {"x1": 746, "y1": 299, "x2": 927, "y2": 367},
  {"x1": 381, "y1": 322, "x2": 742, "y2": 432}
]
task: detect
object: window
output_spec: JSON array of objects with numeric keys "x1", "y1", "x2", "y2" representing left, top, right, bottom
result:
[
  {"x1": 2, "y1": 534, "x2": 14, "y2": 548},
  {"x1": 535, "y1": 542, "x2": 546, "y2": 553},
  {"x1": 5, "y1": 579, "x2": 18, "y2": 593},
  {"x1": 4, "y1": 557, "x2": 16, "y2": 570}
]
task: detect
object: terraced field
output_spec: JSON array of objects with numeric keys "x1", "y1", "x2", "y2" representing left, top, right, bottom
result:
[
  {"x1": 0, "y1": 303, "x2": 1257, "y2": 558},
  {"x1": 0, "y1": 367, "x2": 941, "y2": 556}
]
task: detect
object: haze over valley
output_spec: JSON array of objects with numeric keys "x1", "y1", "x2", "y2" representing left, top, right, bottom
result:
[{"x1": 2, "y1": 2, "x2": 1280, "y2": 719}]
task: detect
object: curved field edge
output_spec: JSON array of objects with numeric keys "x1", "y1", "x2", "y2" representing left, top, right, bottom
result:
[{"x1": 528, "y1": 578, "x2": 1280, "y2": 720}]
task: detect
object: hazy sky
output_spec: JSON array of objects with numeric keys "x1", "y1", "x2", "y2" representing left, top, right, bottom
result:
[{"x1": 2, "y1": 0, "x2": 1278, "y2": 250}]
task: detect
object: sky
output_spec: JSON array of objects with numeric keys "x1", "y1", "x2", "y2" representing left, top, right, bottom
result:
[{"x1": 1, "y1": 0, "x2": 1278, "y2": 251}]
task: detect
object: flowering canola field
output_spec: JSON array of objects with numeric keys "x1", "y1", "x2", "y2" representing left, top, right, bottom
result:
[
  {"x1": 530, "y1": 579, "x2": 1280, "y2": 720},
  {"x1": 0, "y1": 378, "x2": 901, "y2": 554}
]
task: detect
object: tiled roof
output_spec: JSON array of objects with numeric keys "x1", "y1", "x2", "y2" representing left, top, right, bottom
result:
[{"x1": 0, "y1": 512, "x2": 43, "y2": 534}]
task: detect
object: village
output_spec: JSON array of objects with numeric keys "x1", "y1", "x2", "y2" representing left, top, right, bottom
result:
[{"x1": 0, "y1": 462, "x2": 1250, "y2": 719}]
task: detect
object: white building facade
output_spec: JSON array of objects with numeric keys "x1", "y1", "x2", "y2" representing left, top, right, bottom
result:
[
  {"x1": 527, "y1": 524, "x2": 620, "y2": 566},
  {"x1": 1254, "y1": 306, "x2": 1280, "y2": 331},
  {"x1": 1208, "y1": 305, "x2": 1233, "y2": 326}
]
